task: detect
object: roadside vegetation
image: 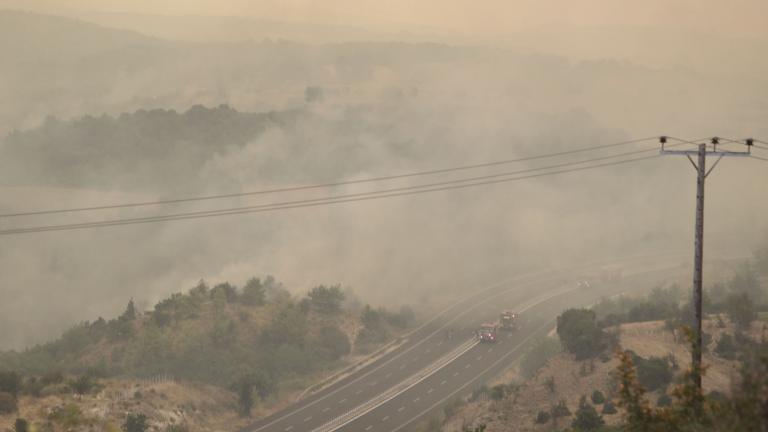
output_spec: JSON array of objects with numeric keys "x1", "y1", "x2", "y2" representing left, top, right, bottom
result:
[{"x1": 0, "y1": 276, "x2": 415, "y2": 429}]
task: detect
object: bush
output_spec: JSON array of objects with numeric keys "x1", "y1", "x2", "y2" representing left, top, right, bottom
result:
[
  {"x1": 0, "y1": 391, "x2": 17, "y2": 414},
  {"x1": 657, "y1": 393, "x2": 672, "y2": 407},
  {"x1": 571, "y1": 397, "x2": 605, "y2": 431},
  {"x1": 70, "y1": 374, "x2": 97, "y2": 395},
  {"x1": 122, "y1": 413, "x2": 148, "y2": 432},
  {"x1": 551, "y1": 399, "x2": 571, "y2": 418},
  {"x1": 489, "y1": 384, "x2": 506, "y2": 401},
  {"x1": 556, "y1": 309, "x2": 606, "y2": 359},
  {"x1": 602, "y1": 401, "x2": 617, "y2": 415},
  {"x1": 535, "y1": 410, "x2": 550, "y2": 424},
  {"x1": 591, "y1": 390, "x2": 605, "y2": 404},
  {"x1": 629, "y1": 352, "x2": 673, "y2": 391},
  {"x1": 725, "y1": 292, "x2": 757, "y2": 330}
]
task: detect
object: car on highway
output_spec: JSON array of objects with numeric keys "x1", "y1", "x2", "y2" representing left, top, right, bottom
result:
[{"x1": 477, "y1": 323, "x2": 498, "y2": 343}]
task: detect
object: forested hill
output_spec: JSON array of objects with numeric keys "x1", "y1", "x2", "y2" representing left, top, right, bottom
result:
[
  {"x1": 0, "y1": 276, "x2": 415, "y2": 399},
  {"x1": 0, "y1": 105, "x2": 305, "y2": 192}
]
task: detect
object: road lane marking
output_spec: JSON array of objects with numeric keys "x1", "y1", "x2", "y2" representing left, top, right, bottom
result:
[
  {"x1": 427, "y1": 388, "x2": 434, "y2": 394},
  {"x1": 322, "y1": 407, "x2": 330, "y2": 413},
  {"x1": 453, "y1": 372, "x2": 459, "y2": 377},
  {"x1": 382, "y1": 416, "x2": 389, "y2": 422},
  {"x1": 465, "y1": 364, "x2": 471, "y2": 369},
  {"x1": 385, "y1": 373, "x2": 392, "y2": 378},
  {"x1": 476, "y1": 356, "x2": 482, "y2": 361},
  {"x1": 356, "y1": 390, "x2": 363, "y2": 395},
  {"x1": 488, "y1": 347, "x2": 493, "y2": 352},
  {"x1": 398, "y1": 406, "x2": 405, "y2": 412},
  {"x1": 365, "y1": 426, "x2": 372, "y2": 431},
  {"x1": 284, "y1": 427, "x2": 293, "y2": 431},
  {"x1": 304, "y1": 416, "x2": 312, "y2": 422},
  {"x1": 413, "y1": 397, "x2": 420, "y2": 402},
  {"x1": 440, "y1": 380, "x2": 447, "y2": 385},
  {"x1": 339, "y1": 399, "x2": 347, "y2": 404},
  {"x1": 425, "y1": 349, "x2": 431, "y2": 354},
  {"x1": 399, "y1": 365, "x2": 406, "y2": 370}
]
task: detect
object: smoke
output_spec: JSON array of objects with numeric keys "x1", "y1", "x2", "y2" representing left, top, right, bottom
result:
[{"x1": 0, "y1": 9, "x2": 767, "y2": 350}]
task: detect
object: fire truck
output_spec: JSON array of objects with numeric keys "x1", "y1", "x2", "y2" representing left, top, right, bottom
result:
[
  {"x1": 499, "y1": 310, "x2": 519, "y2": 331},
  {"x1": 477, "y1": 323, "x2": 498, "y2": 343}
]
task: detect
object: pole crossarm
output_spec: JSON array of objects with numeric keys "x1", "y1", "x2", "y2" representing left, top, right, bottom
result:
[{"x1": 660, "y1": 149, "x2": 751, "y2": 157}]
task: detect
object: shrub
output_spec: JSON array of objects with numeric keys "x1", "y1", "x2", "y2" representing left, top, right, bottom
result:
[
  {"x1": 571, "y1": 397, "x2": 605, "y2": 431},
  {"x1": 657, "y1": 393, "x2": 672, "y2": 407},
  {"x1": 241, "y1": 278, "x2": 266, "y2": 306},
  {"x1": 551, "y1": 399, "x2": 571, "y2": 418},
  {"x1": 70, "y1": 374, "x2": 97, "y2": 395},
  {"x1": 122, "y1": 413, "x2": 148, "y2": 432},
  {"x1": 535, "y1": 410, "x2": 550, "y2": 424},
  {"x1": 489, "y1": 384, "x2": 506, "y2": 401},
  {"x1": 629, "y1": 352, "x2": 673, "y2": 391},
  {"x1": 544, "y1": 376, "x2": 556, "y2": 394},
  {"x1": 0, "y1": 391, "x2": 17, "y2": 414},
  {"x1": 591, "y1": 390, "x2": 605, "y2": 404},
  {"x1": 602, "y1": 401, "x2": 617, "y2": 415}
]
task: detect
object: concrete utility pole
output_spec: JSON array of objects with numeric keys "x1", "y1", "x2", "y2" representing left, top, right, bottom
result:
[{"x1": 660, "y1": 136, "x2": 752, "y2": 392}]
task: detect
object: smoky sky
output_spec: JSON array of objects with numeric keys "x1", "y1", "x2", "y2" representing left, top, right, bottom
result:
[{"x1": 0, "y1": 6, "x2": 767, "y2": 350}]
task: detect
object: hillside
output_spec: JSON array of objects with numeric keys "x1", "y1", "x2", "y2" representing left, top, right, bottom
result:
[
  {"x1": 0, "y1": 276, "x2": 416, "y2": 430},
  {"x1": 0, "y1": 10, "x2": 161, "y2": 62}
]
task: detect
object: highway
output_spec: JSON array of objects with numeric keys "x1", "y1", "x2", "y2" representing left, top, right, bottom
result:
[{"x1": 243, "y1": 258, "x2": 685, "y2": 432}]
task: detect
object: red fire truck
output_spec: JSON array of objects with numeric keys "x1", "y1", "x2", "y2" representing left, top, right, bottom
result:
[{"x1": 477, "y1": 323, "x2": 498, "y2": 343}]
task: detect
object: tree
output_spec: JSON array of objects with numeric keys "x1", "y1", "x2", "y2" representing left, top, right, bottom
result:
[
  {"x1": 630, "y1": 352, "x2": 673, "y2": 392},
  {"x1": 120, "y1": 298, "x2": 137, "y2": 321},
  {"x1": 241, "y1": 278, "x2": 266, "y2": 306},
  {"x1": 725, "y1": 292, "x2": 756, "y2": 331},
  {"x1": 714, "y1": 333, "x2": 738, "y2": 360},
  {"x1": 122, "y1": 413, "x2": 148, "y2": 432},
  {"x1": 572, "y1": 396, "x2": 605, "y2": 431},
  {"x1": 556, "y1": 309, "x2": 606, "y2": 359},
  {"x1": 307, "y1": 285, "x2": 345, "y2": 314}
]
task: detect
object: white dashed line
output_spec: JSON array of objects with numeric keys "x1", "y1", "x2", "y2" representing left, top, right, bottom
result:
[
  {"x1": 488, "y1": 347, "x2": 494, "y2": 353},
  {"x1": 284, "y1": 426, "x2": 293, "y2": 431},
  {"x1": 440, "y1": 380, "x2": 447, "y2": 385},
  {"x1": 322, "y1": 407, "x2": 330, "y2": 413},
  {"x1": 339, "y1": 398, "x2": 347, "y2": 404},
  {"x1": 398, "y1": 406, "x2": 405, "y2": 412},
  {"x1": 412, "y1": 357, "x2": 419, "y2": 362},
  {"x1": 399, "y1": 364, "x2": 406, "y2": 370},
  {"x1": 476, "y1": 356, "x2": 483, "y2": 361},
  {"x1": 365, "y1": 426, "x2": 373, "y2": 431},
  {"x1": 356, "y1": 390, "x2": 363, "y2": 395},
  {"x1": 425, "y1": 349, "x2": 431, "y2": 354},
  {"x1": 385, "y1": 373, "x2": 392, "y2": 379},
  {"x1": 453, "y1": 372, "x2": 459, "y2": 377},
  {"x1": 413, "y1": 397, "x2": 421, "y2": 402},
  {"x1": 465, "y1": 364, "x2": 471, "y2": 369},
  {"x1": 303, "y1": 416, "x2": 312, "y2": 422},
  {"x1": 382, "y1": 416, "x2": 390, "y2": 422},
  {"x1": 427, "y1": 388, "x2": 434, "y2": 394}
]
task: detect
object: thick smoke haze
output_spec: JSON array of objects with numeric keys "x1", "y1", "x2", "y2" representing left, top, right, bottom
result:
[{"x1": 0, "y1": 5, "x2": 767, "y2": 350}]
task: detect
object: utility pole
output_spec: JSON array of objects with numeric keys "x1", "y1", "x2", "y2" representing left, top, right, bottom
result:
[{"x1": 660, "y1": 136, "x2": 752, "y2": 393}]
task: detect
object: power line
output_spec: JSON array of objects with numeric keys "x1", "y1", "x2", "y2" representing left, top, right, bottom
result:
[
  {"x1": 0, "y1": 136, "x2": 664, "y2": 219},
  {"x1": 0, "y1": 153, "x2": 661, "y2": 236}
]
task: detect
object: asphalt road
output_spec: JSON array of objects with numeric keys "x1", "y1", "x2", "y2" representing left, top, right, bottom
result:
[{"x1": 243, "y1": 259, "x2": 685, "y2": 432}]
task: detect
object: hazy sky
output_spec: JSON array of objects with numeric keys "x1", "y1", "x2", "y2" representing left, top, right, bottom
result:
[{"x1": 3, "y1": 0, "x2": 768, "y2": 38}]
